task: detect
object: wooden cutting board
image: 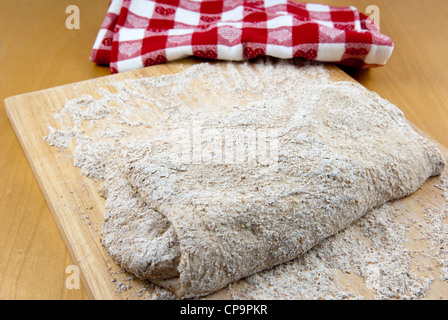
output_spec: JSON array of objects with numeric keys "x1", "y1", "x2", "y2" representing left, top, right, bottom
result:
[{"x1": 5, "y1": 58, "x2": 448, "y2": 300}]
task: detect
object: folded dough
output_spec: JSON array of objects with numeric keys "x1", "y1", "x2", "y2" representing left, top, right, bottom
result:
[
  {"x1": 100, "y1": 67, "x2": 445, "y2": 298},
  {"x1": 101, "y1": 166, "x2": 180, "y2": 280}
]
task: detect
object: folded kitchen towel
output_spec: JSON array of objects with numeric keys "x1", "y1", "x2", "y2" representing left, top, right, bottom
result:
[{"x1": 90, "y1": 0, "x2": 394, "y2": 73}]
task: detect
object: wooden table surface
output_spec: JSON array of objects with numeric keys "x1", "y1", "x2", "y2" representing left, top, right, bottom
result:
[{"x1": 0, "y1": 0, "x2": 447, "y2": 300}]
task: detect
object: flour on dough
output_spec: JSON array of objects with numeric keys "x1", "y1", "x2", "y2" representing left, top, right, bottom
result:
[{"x1": 44, "y1": 58, "x2": 446, "y2": 298}]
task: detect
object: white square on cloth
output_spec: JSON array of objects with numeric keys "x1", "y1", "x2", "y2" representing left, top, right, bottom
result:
[
  {"x1": 129, "y1": 0, "x2": 155, "y2": 19},
  {"x1": 175, "y1": 7, "x2": 201, "y2": 25}
]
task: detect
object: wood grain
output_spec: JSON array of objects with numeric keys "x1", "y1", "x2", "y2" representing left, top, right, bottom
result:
[
  {"x1": 1, "y1": 0, "x2": 447, "y2": 299},
  {"x1": 0, "y1": 0, "x2": 111, "y2": 300}
]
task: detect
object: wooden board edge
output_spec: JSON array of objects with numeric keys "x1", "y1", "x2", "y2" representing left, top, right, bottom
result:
[{"x1": 4, "y1": 99, "x2": 98, "y2": 300}]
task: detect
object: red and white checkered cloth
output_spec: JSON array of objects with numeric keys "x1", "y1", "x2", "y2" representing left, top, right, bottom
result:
[{"x1": 90, "y1": 0, "x2": 394, "y2": 73}]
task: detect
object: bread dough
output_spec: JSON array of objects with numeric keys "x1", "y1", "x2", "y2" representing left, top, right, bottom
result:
[{"x1": 98, "y1": 60, "x2": 445, "y2": 298}]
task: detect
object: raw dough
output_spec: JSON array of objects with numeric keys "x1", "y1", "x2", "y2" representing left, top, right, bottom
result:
[{"x1": 98, "y1": 61, "x2": 445, "y2": 298}]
